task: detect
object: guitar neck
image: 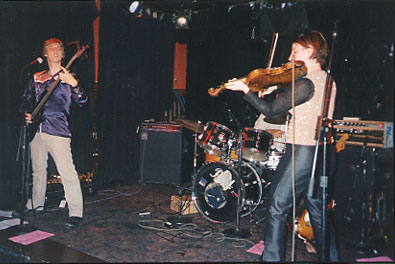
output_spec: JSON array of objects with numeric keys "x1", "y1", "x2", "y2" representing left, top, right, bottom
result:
[{"x1": 31, "y1": 79, "x2": 61, "y2": 120}]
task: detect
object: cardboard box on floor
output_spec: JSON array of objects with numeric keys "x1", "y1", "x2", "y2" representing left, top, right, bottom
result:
[{"x1": 170, "y1": 195, "x2": 198, "y2": 215}]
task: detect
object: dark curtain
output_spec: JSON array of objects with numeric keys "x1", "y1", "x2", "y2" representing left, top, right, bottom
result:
[
  {"x1": 96, "y1": 2, "x2": 176, "y2": 187},
  {"x1": 185, "y1": 2, "x2": 394, "y2": 127},
  {"x1": 185, "y1": 4, "x2": 310, "y2": 132},
  {"x1": 185, "y1": 5, "x2": 262, "y2": 132},
  {"x1": 0, "y1": 1, "x2": 95, "y2": 210}
]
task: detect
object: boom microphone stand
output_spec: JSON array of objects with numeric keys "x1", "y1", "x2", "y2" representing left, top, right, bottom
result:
[
  {"x1": 307, "y1": 28, "x2": 338, "y2": 261},
  {"x1": 9, "y1": 67, "x2": 37, "y2": 235}
]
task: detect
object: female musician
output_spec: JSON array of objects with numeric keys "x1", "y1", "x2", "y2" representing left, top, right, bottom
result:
[{"x1": 225, "y1": 30, "x2": 338, "y2": 261}]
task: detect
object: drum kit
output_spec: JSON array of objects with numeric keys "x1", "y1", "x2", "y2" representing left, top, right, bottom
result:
[{"x1": 175, "y1": 118, "x2": 285, "y2": 224}]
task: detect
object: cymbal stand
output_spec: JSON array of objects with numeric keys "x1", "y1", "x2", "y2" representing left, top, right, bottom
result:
[
  {"x1": 223, "y1": 132, "x2": 251, "y2": 238},
  {"x1": 193, "y1": 132, "x2": 199, "y2": 174}
]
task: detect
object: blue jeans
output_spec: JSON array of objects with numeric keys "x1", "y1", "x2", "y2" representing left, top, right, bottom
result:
[{"x1": 261, "y1": 143, "x2": 338, "y2": 261}]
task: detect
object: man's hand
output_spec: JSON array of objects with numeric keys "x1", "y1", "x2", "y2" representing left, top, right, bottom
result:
[
  {"x1": 25, "y1": 113, "x2": 32, "y2": 124},
  {"x1": 59, "y1": 66, "x2": 78, "y2": 87}
]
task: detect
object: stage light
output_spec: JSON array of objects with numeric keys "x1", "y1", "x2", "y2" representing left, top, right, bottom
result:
[
  {"x1": 174, "y1": 9, "x2": 191, "y2": 29},
  {"x1": 129, "y1": 1, "x2": 141, "y2": 14},
  {"x1": 176, "y1": 16, "x2": 188, "y2": 29}
]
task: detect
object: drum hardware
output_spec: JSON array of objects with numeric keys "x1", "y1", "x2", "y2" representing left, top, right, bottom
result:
[
  {"x1": 167, "y1": 185, "x2": 193, "y2": 227},
  {"x1": 223, "y1": 132, "x2": 251, "y2": 238},
  {"x1": 192, "y1": 131, "x2": 199, "y2": 174}
]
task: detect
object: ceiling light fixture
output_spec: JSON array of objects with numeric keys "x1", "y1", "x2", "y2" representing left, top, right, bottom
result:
[
  {"x1": 129, "y1": 1, "x2": 141, "y2": 14},
  {"x1": 174, "y1": 9, "x2": 191, "y2": 29}
]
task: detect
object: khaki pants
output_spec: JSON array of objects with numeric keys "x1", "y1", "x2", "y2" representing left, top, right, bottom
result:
[{"x1": 26, "y1": 132, "x2": 83, "y2": 218}]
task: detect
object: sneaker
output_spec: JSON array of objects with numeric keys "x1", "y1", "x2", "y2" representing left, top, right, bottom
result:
[{"x1": 64, "y1": 217, "x2": 82, "y2": 229}]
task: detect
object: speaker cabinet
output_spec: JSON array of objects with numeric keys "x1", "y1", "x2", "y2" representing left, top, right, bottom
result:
[{"x1": 138, "y1": 123, "x2": 193, "y2": 185}]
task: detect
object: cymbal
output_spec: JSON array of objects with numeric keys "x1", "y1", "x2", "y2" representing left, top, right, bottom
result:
[
  {"x1": 174, "y1": 118, "x2": 204, "y2": 134},
  {"x1": 264, "y1": 113, "x2": 292, "y2": 125}
]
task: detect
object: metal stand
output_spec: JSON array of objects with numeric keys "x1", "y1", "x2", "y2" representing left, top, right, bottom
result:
[
  {"x1": 167, "y1": 185, "x2": 192, "y2": 227},
  {"x1": 11, "y1": 121, "x2": 37, "y2": 235},
  {"x1": 307, "y1": 28, "x2": 338, "y2": 261},
  {"x1": 357, "y1": 147, "x2": 377, "y2": 255},
  {"x1": 192, "y1": 132, "x2": 199, "y2": 174},
  {"x1": 223, "y1": 132, "x2": 251, "y2": 238},
  {"x1": 343, "y1": 141, "x2": 368, "y2": 224}
]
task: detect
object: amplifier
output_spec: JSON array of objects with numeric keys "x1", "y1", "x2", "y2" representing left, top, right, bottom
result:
[
  {"x1": 138, "y1": 122, "x2": 193, "y2": 185},
  {"x1": 333, "y1": 119, "x2": 393, "y2": 148}
]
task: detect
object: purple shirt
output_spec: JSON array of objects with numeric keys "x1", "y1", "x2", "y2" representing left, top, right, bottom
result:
[{"x1": 24, "y1": 70, "x2": 88, "y2": 138}]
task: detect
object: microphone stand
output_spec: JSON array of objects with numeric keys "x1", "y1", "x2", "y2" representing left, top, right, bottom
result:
[
  {"x1": 223, "y1": 106, "x2": 251, "y2": 238},
  {"x1": 9, "y1": 67, "x2": 37, "y2": 235},
  {"x1": 307, "y1": 29, "x2": 337, "y2": 261}
]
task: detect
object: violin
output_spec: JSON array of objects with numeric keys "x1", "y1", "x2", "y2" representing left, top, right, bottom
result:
[{"x1": 208, "y1": 61, "x2": 307, "y2": 96}]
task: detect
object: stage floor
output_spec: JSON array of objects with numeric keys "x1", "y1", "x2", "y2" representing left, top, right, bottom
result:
[{"x1": 0, "y1": 182, "x2": 393, "y2": 263}]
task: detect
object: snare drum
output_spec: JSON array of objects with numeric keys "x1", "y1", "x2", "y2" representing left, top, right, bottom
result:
[
  {"x1": 240, "y1": 128, "x2": 273, "y2": 162},
  {"x1": 198, "y1": 122, "x2": 236, "y2": 157}
]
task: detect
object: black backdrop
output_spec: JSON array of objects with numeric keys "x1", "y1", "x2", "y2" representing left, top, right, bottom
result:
[{"x1": 0, "y1": 1, "x2": 393, "y2": 210}]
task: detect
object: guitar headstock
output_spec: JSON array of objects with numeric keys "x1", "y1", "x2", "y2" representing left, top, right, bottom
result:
[
  {"x1": 65, "y1": 44, "x2": 89, "y2": 69},
  {"x1": 76, "y1": 44, "x2": 89, "y2": 58}
]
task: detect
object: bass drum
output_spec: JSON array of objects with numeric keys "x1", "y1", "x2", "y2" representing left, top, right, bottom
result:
[{"x1": 192, "y1": 162, "x2": 263, "y2": 223}]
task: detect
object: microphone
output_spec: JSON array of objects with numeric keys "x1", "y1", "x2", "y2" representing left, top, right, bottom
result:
[{"x1": 23, "y1": 57, "x2": 43, "y2": 68}]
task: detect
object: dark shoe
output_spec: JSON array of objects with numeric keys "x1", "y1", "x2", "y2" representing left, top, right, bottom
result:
[
  {"x1": 12, "y1": 208, "x2": 43, "y2": 218},
  {"x1": 64, "y1": 217, "x2": 82, "y2": 229}
]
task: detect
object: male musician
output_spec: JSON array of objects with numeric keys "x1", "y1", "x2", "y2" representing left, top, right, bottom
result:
[
  {"x1": 13, "y1": 38, "x2": 87, "y2": 229},
  {"x1": 225, "y1": 30, "x2": 338, "y2": 261}
]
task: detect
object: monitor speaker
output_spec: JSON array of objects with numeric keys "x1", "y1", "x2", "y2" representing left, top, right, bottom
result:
[{"x1": 139, "y1": 124, "x2": 192, "y2": 185}]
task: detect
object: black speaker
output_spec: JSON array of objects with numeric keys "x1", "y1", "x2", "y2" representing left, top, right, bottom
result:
[{"x1": 138, "y1": 123, "x2": 193, "y2": 185}]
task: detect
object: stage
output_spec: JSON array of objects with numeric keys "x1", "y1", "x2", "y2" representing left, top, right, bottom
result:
[{"x1": 0, "y1": 181, "x2": 393, "y2": 263}]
